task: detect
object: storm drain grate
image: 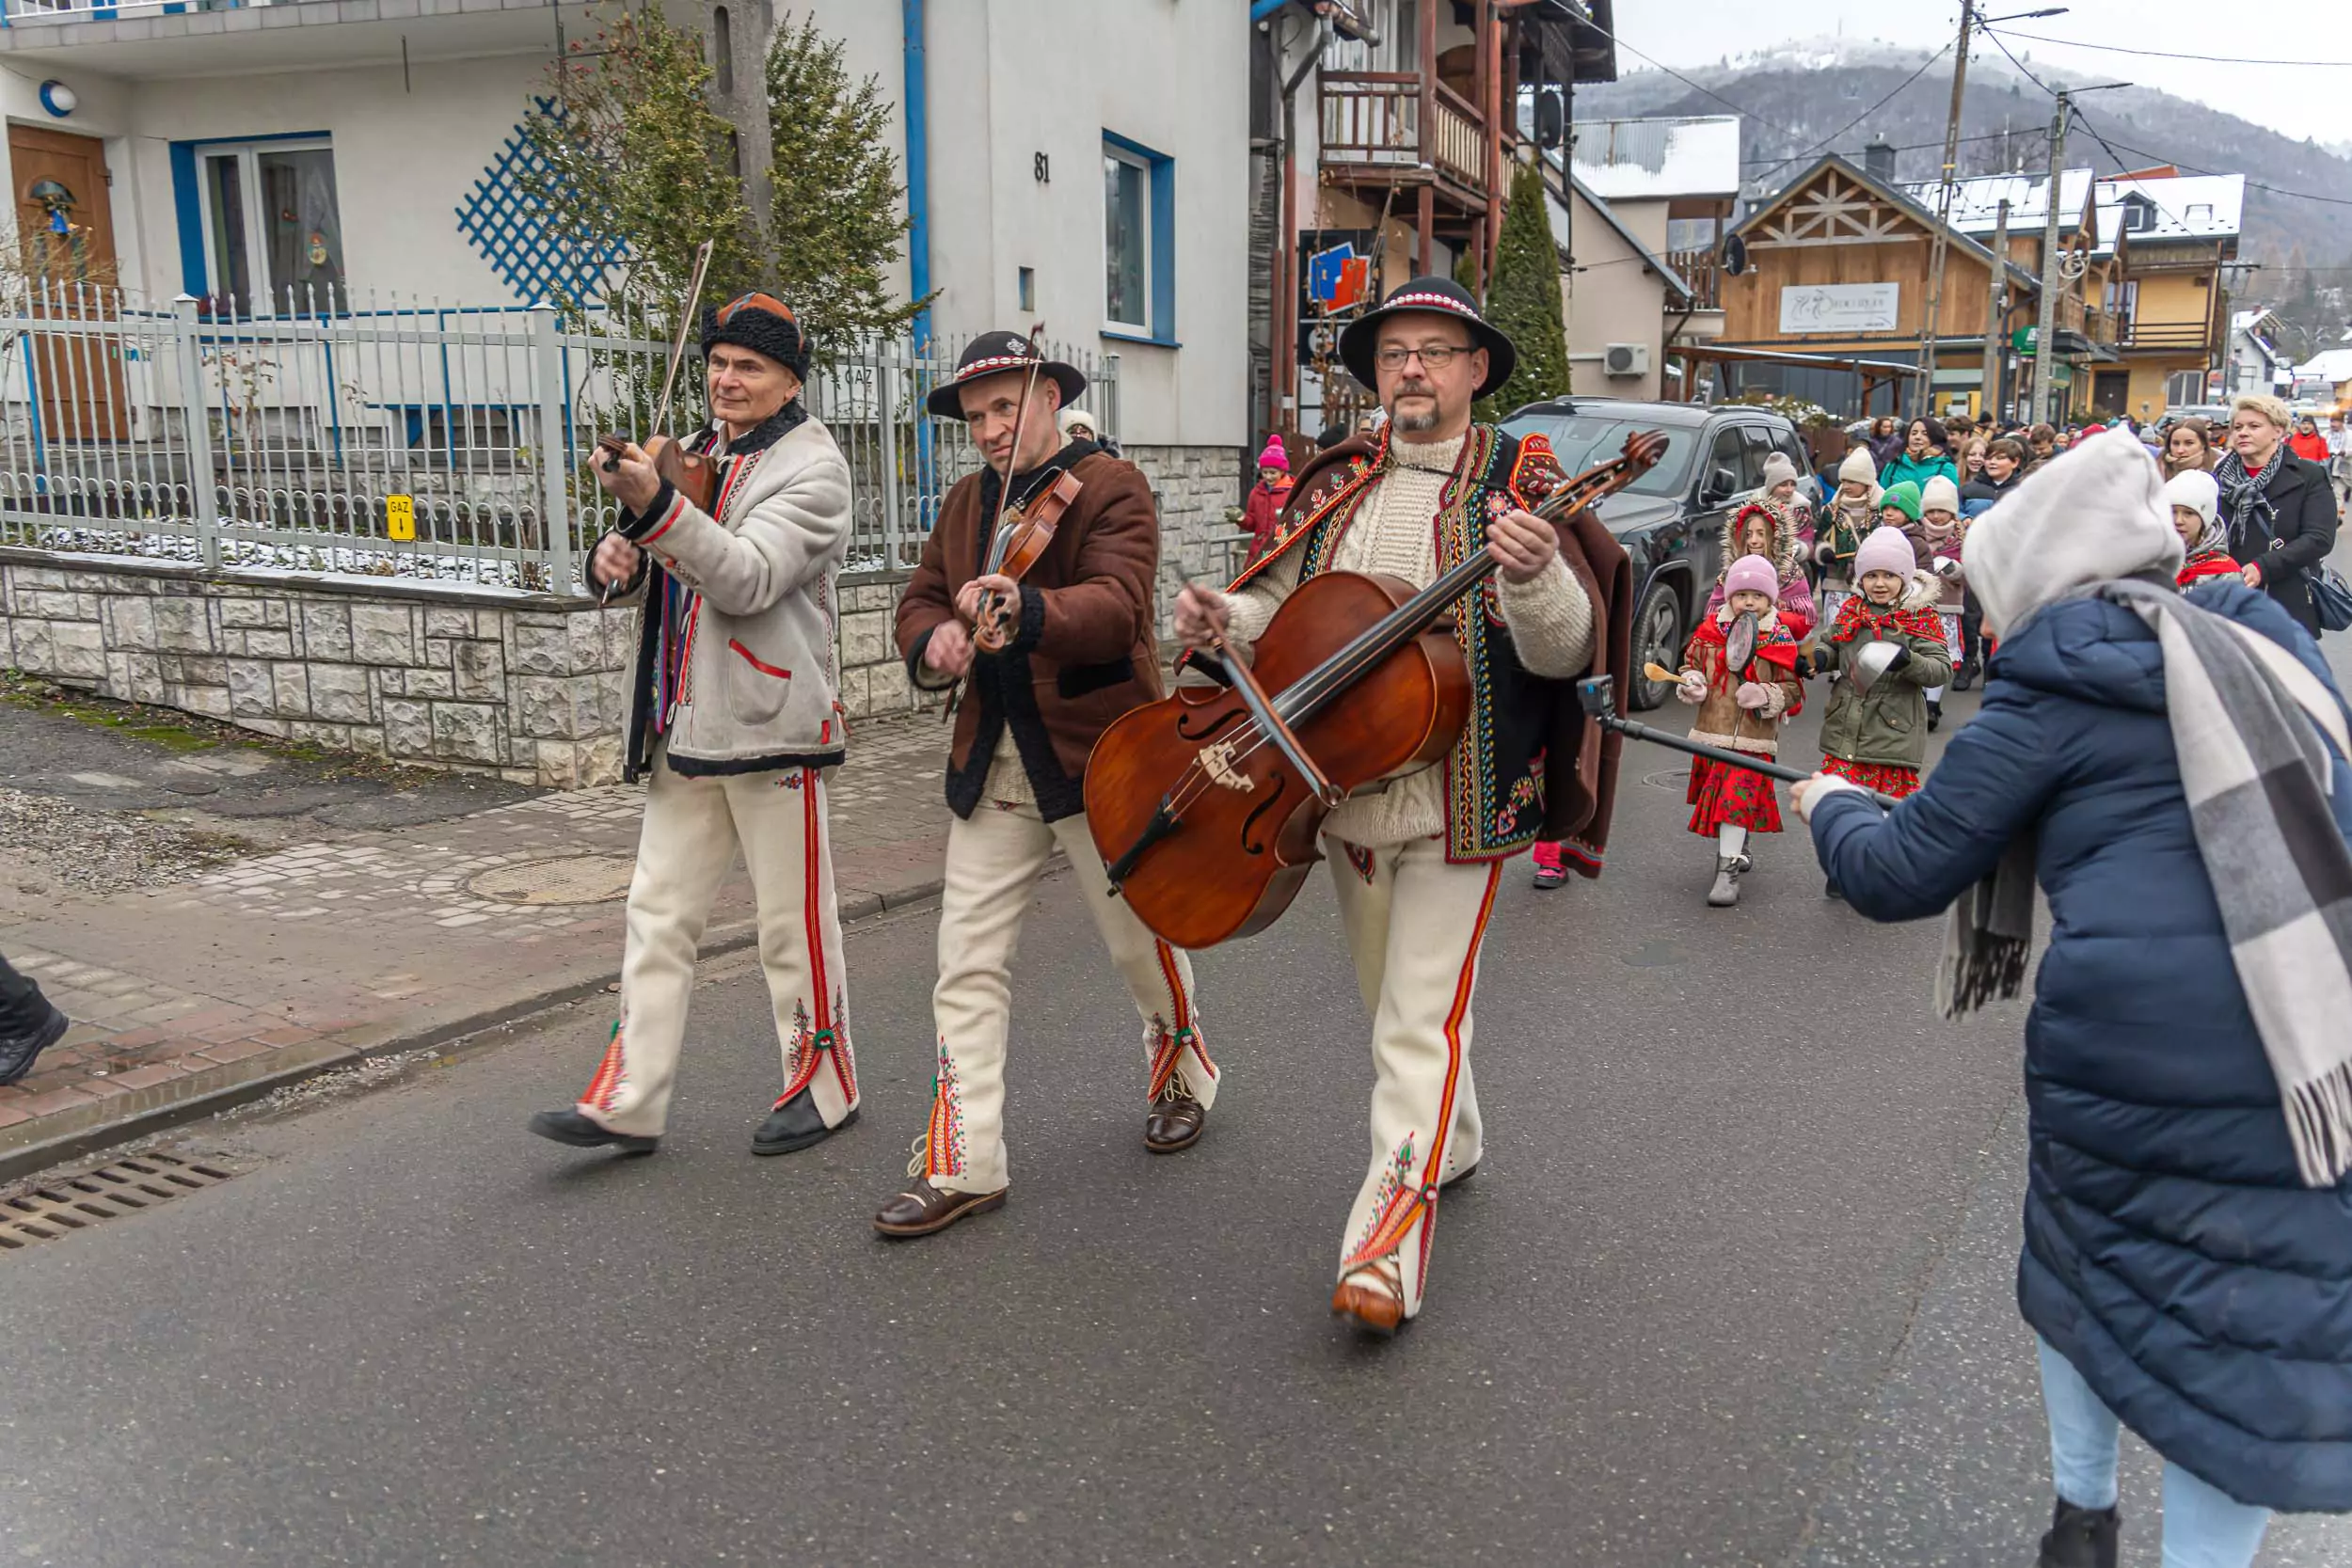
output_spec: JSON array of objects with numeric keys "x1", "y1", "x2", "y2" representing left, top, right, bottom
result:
[{"x1": 0, "y1": 1153, "x2": 234, "y2": 1253}]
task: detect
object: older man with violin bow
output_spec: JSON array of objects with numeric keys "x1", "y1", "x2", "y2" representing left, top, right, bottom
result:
[
  {"x1": 1168, "y1": 277, "x2": 1632, "y2": 1333},
  {"x1": 871, "y1": 330, "x2": 1218, "y2": 1239},
  {"x1": 528, "y1": 288, "x2": 865, "y2": 1162}
]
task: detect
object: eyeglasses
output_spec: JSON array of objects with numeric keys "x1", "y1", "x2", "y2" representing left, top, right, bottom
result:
[{"x1": 1373, "y1": 343, "x2": 1470, "y2": 372}]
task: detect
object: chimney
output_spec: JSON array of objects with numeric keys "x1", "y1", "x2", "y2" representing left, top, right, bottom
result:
[{"x1": 1863, "y1": 135, "x2": 1897, "y2": 183}]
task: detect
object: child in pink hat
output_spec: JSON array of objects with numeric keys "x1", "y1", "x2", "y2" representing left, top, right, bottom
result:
[
  {"x1": 1241, "y1": 435, "x2": 1294, "y2": 562},
  {"x1": 1673, "y1": 554, "x2": 1805, "y2": 908}
]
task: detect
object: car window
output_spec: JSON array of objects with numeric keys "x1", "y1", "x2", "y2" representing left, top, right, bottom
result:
[
  {"x1": 1496, "y1": 413, "x2": 1698, "y2": 499},
  {"x1": 1740, "y1": 425, "x2": 1780, "y2": 487},
  {"x1": 1702, "y1": 426, "x2": 1747, "y2": 498}
]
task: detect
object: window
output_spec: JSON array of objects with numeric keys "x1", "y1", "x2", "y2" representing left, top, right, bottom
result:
[
  {"x1": 1017, "y1": 266, "x2": 1036, "y2": 313},
  {"x1": 1664, "y1": 217, "x2": 1718, "y2": 253},
  {"x1": 711, "y1": 6, "x2": 734, "y2": 94},
  {"x1": 198, "y1": 140, "x2": 344, "y2": 314},
  {"x1": 1101, "y1": 133, "x2": 1175, "y2": 343}
]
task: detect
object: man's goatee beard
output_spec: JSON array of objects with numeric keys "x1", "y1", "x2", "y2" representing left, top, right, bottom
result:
[{"x1": 1393, "y1": 407, "x2": 1439, "y2": 434}]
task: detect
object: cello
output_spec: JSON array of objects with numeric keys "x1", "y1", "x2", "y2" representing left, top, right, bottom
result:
[{"x1": 1084, "y1": 429, "x2": 1666, "y2": 951}]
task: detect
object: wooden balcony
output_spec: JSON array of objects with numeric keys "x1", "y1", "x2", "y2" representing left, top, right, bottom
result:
[
  {"x1": 1318, "y1": 71, "x2": 1491, "y2": 211},
  {"x1": 2116, "y1": 319, "x2": 2214, "y2": 354},
  {"x1": 1665, "y1": 247, "x2": 1720, "y2": 311}
]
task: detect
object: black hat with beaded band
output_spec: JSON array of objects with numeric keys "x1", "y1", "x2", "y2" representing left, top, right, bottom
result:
[
  {"x1": 1337, "y1": 275, "x2": 1517, "y2": 400},
  {"x1": 925, "y1": 330, "x2": 1089, "y2": 419},
  {"x1": 701, "y1": 292, "x2": 810, "y2": 379}
]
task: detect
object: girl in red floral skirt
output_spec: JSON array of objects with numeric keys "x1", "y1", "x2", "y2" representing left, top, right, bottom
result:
[{"x1": 1675, "y1": 555, "x2": 1806, "y2": 908}]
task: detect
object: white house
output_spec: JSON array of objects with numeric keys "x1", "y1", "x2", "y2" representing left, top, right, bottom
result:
[
  {"x1": 0, "y1": 0, "x2": 1250, "y2": 465},
  {"x1": 2227, "y1": 307, "x2": 2294, "y2": 396}
]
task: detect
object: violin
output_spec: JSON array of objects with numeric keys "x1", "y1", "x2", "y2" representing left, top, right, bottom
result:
[
  {"x1": 1084, "y1": 429, "x2": 1667, "y2": 951},
  {"x1": 973, "y1": 467, "x2": 1084, "y2": 651},
  {"x1": 596, "y1": 240, "x2": 718, "y2": 522}
]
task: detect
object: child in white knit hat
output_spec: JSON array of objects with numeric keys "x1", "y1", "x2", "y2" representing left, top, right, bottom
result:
[
  {"x1": 1917, "y1": 472, "x2": 1968, "y2": 730},
  {"x1": 1675, "y1": 554, "x2": 1806, "y2": 908},
  {"x1": 1809, "y1": 526, "x2": 1952, "y2": 897},
  {"x1": 1814, "y1": 445, "x2": 1881, "y2": 628},
  {"x1": 2162, "y1": 469, "x2": 2240, "y2": 590}
]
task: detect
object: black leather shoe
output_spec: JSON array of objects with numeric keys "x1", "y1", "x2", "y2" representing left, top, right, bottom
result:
[
  {"x1": 0, "y1": 1001, "x2": 69, "y2": 1086},
  {"x1": 2036, "y1": 1499, "x2": 2120, "y2": 1568},
  {"x1": 752, "y1": 1089, "x2": 855, "y2": 1156},
  {"x1": 1952, "y1": 659, "x2": 1980, "y2": 691},
  {"x1": 1927, "y1": 698, "x2": 1944, "y2": 732},
  {"x1": 873, "y1": 1178, "x2": 1006, "y2": 1238},
  {"x1": 528, "y1": 1109, "x2": 658, "y2": 1155},
  {"x1": 1440, "y1": 1158, "x2": 1479, "y2": 1191},
  {"x1": 1144, "y1": 1089, "x2": 1206, "y2": 1154}
]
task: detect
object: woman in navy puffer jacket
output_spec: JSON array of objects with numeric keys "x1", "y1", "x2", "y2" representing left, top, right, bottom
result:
[{"x1": 1796, "y1": 432, "x2": 2352, "y2": 1568}]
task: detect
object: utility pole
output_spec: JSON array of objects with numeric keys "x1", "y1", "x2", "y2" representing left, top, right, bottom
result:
[
  {"x1": 1982, "y1": 197, "x2": 2010, "y2": 420},
  {"x1": 2030, "y1": 90, "x2": 2070, "y2": 427},
  {"x1": 1918, "y1": 0, "x2": 1974, "y2": 421}
]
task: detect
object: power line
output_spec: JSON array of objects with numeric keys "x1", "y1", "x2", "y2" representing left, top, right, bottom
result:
[
  {"x1": 1983, "y1": 29, "x2": 2352, "y2": 69},
  {"x1": 1574, "y1": 21, "x2": 1801, "y2": 141},
  {"x1": 1745, "y1": 42, "x2": 1958, "y2": 184}
]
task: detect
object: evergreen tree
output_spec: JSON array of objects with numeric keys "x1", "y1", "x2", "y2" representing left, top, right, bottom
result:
[
  {"x1": 765, "y1": 12, "x2": 930, "y2": 359},
  {"x1": 1477, "y1": 156, "x2": 1571, "y2": 422}
]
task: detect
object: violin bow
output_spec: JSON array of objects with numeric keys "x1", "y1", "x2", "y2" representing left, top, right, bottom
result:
[
  {"x1": 945, "y1": 323, "x2": 1049, "y2": 720},
  {"x1": 596, "y1": 240, "x2": 714, "y2": 606}
]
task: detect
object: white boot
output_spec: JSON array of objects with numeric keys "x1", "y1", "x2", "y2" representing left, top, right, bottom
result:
[{"x1": 1707, "y1": 855, "x2": 1746, "y2": 907}]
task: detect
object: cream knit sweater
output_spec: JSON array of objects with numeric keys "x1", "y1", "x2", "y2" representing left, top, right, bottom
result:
[{"x1": 1223, "y1": 434, "x2": 1595, "y2": 847}]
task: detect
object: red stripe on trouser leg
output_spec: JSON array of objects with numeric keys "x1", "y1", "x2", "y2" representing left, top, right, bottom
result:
[
  {"x1": 579, "y1": 1021, "x2": 627, "y2": 1113},
  {"x1": 1421, "y1": 862, "x2": 1500, "y2": 1190}
]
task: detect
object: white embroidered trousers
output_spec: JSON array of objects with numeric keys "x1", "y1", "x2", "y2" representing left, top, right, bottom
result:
[
  {"x1": 1324, "y1": 833, "x2": 1500, "y2": 1320},
  {"x1": 577, "y1": 752, "x2": 857, "y2": 1138},
  {"x1": 920, "y1": 800, "x2": 1216, "y2": 1195}
]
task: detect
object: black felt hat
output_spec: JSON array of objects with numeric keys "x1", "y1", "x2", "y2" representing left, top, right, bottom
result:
[
  {"x1": 926, "y1": 330, "x2": 1088, "y2": 419},
  {"x1": 701, "y1": 292, "x2": 809, "y2": 379},
  {"x1": 1337, "y1": 276, "x2": 1517, "y2": 399}
]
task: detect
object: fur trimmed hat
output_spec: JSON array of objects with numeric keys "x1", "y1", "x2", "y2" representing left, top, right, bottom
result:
[
  {"x1": 1760, "y1": 451, "x2": 1802, "y2": 489},
  {"x1": 1854, "y1": 525, "x2": 1919, "y2": 582},
  {"x1": 1837, "y1": 445, "x2": 1879, "y2": 488},
  {"x1": 1724, "y1": 554, "x2": 1779, "y2": 600},
  {"x1": 701, "y1": 293, "x2": 808, "y2": 378},
  {"x1": 1919, "y1": 474, "x2": 1962, "y2": 516}
]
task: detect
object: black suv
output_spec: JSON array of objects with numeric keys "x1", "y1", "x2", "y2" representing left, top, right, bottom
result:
[{"x1": 1501, "y1": 397, "x2": 1811, "y2": 709}]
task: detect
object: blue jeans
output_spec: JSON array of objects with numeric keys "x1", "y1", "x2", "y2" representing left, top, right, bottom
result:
[{"x1": 2039, "y1": 1337, "x2": 2273, "y2": 1568}]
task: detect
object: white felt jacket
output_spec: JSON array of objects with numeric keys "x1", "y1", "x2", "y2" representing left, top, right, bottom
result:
[{"x1": 608, "y1": 412, "x2": 853, "y2": 772}]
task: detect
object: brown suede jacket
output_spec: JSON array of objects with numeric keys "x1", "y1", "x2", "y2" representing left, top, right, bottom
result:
[{"x1": 896, "y1": 443, "x2": 1164, "y2": 821}]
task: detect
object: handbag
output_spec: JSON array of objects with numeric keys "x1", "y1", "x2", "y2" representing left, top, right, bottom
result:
[{"x1": 2309, "y1": 562, "x2": 2352, "y2": 634}]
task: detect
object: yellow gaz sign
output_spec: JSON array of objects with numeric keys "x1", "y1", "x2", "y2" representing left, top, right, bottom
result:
[{"x1": 386, "y1": 494, "x2": 416, "y2": 543}]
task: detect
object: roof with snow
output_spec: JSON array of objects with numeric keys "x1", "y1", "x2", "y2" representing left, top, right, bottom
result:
[
  {"x1": 2296, "y1": 349, "x2": 2352, "y2": 386},
  {"x1": 2090, "y1": 173, "x2": 2244, "y2": 248},
  {"x1": 1569, "y1": 116, "x2": 1741, "y2": 201},
  {"x1": 1899, "y1": 168, "x2": 2095, "y2": 235}
]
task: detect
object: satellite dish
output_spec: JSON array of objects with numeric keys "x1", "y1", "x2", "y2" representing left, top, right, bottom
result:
[
  {"x1": 1720, "y1": 232, "x2": 1748, "y2": 277},
  {"x1": 1534, "y1": 88, "x2": 1565, "y2": 150}
]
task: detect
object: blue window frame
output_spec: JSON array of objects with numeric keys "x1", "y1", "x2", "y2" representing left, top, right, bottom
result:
[{"x1": 1101, "y1": 131, "x2": 1175, "y2": 346}]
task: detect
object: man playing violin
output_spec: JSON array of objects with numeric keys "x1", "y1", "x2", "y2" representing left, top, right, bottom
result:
[
  {"x1": 873, "y1": 332, "x2": 1219, "y2": 1238},
  {"x1": 528, "y1": 293, "x2": 866, "y2": 1162},
  {"x1": 1173, "y1": 277, "x2": 1629, "y2": 1333}
]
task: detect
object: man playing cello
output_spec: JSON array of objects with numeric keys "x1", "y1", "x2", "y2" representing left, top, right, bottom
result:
[
  {"x1": 1172, "y1": 277, "x2": 1629, "y2": 1333},
  {"x1": 873, "y1": 332, "x2": 1220, "y2": 1239}
]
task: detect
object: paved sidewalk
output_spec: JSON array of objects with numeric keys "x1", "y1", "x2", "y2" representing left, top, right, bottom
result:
[{"x1": 0, "y1": 710, "x2": 958, "y2": 1178}]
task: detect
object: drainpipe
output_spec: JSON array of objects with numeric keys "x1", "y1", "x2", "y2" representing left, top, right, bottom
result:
[{"x1": 901, "y1": 0, "x2": 932, "y2": 351}]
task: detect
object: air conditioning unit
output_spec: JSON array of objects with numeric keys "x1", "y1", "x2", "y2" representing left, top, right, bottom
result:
[{"x1": 1603, "y1": 342, "x2": 1650, "y2": 378}]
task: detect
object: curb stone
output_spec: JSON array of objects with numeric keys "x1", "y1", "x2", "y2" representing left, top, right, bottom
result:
[{"x1": 0, "y1": 876, "x2": 950, "y2": 1184}]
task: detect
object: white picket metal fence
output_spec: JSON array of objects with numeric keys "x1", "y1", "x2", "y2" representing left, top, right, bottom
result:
[{"x1": 0, "y1": 283, "x2": 1120, "y2": 594}]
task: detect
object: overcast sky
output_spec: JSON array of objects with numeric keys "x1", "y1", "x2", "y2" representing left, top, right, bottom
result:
[{"x1": 1614, "y1": 0, "x2": 2352, "y2": 149}]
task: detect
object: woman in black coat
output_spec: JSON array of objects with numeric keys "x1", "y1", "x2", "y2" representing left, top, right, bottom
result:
[{"x1": 2216, "y1": 394, "x2": 2338, "y2": 636}]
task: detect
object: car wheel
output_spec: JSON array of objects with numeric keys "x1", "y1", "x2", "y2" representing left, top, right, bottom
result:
[{"x1": 1629, "y1": 580, "x2": 1685, "y2": 712}]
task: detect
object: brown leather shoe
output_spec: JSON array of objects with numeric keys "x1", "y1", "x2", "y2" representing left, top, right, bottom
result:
[
  {"x1": 873, "y1": 1178, "x2": 1007, "y2": 1239},
  {"x1": 1144, "y1": 1088, "x2": 1207, "y2": 1154},
  {"x1": 1331, "y1": 1263, "x2": 1407, "y2": 1338}
]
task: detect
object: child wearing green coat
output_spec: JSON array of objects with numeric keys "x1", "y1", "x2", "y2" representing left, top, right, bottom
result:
[{"x1": 1810, "y1": 526, "x2": 1952, "y2": 898}]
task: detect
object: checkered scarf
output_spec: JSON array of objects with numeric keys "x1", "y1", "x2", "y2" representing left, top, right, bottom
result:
[{"x1": 1946, "y1": 578, "x2": 2352, "y2": 1187}]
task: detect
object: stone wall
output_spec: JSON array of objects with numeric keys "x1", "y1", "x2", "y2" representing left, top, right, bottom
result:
[
  {"x1": 1126, "y1": 443, "x2": 1248, "y2": 621},
  {"x1": 0, "y1": 551, "x2": 927, "y2": 788}
]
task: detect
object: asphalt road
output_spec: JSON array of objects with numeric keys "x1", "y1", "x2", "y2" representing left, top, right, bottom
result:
[{"x1": 4, "y1": 684, "x2": 2349, "y2": 1567}]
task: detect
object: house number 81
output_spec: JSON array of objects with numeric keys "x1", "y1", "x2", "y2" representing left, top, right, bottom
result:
[{"x1": 1034, "y1": 152, "x2": 1049, "y2": 184}]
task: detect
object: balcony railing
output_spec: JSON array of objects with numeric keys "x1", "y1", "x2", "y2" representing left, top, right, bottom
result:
[
  {"x1": 1318, "y1": 71, "x2": 1489, "y2": 195},
  {"x1": 1664, "y1": 247, "x2": 1720, "y2": 311},
  {"x1": 2116, "y1": 320, "x2": 2214, "y2": 353}
]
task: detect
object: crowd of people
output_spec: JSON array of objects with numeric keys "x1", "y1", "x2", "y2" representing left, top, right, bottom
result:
[{"x1": 1642, "y1": 395, "x2": 2345, "y2": 912}]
